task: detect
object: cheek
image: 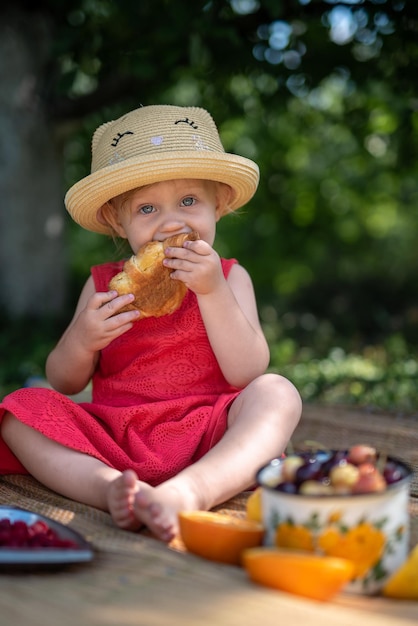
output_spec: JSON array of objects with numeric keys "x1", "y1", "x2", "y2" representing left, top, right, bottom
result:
[
  {"x1": 128, "y1": 235, "x2": 149, "y2": 253},
  {"x1": 198, "y1": 223, "x2": 217, "y2": 246}
]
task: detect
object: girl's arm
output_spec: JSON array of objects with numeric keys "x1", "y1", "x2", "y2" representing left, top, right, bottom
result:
[
  {"x1": 46, "y1": 275, "x2": 140, "y2": 395},
  {"x1": 196, "y1": 263, "x2": 270, "y2": 388},
  {"x1": 164, "y1": 239, "x2": 270, "y2": 388}
]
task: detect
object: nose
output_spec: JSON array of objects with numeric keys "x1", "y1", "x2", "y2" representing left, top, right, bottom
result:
[{"x1": 157, "y1": 215, "x2": 188, "y2": 239}]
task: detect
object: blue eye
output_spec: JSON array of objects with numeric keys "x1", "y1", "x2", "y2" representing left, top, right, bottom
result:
[
  {"x1": 140, "y1": 205, "x2": 154, "y2": 214},
  {"x1": 182, "y1": 196, "x2": 195, "y2": 207}
]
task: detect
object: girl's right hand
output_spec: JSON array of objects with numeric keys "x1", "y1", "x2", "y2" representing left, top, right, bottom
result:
[
  {"x1": 71, "y1": 290, "x2": 140, "y2": 353},
  {"x1": 46, "y1": 278, "x2": 140, "y2": 395}
]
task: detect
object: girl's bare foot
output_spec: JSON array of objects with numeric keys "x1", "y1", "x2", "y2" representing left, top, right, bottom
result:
[
  {"x1": 133, "y1": 479, "x2": 203, "y2": 542},
  {"x1": 107, "y1": 469, "x2": 143, "y2": 531}
]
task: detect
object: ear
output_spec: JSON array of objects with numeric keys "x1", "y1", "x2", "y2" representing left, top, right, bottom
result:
[
  {"x1": 215, "y1": 183, "x2": 234, "y2": 220},
  {"x1": 97, "y1": 203, "x2": 128, "y2": 238}
]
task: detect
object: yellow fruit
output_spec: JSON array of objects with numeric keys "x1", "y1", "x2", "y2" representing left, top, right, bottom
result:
[
  {"x1": 242, "y1": 547, "x2": 355, "y2": 602},
  {"x1": 178, "y1": 511, "x2": 264, "y2": 565},
  {"x1": 246, "y1": 488, "x2": 262, "y2": 523},
  {"x1": 382, "y1": 544, "x2": 418, "y2": 600}
]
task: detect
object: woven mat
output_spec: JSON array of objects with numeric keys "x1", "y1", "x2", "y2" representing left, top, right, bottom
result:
[
  {"x1": 0, "y1": 473, "x2": 248, "y2": 553},
  {"x1": 1, "y1": 403, "x2": 418, "y2": 626},
  {"x1": 0, "y1": 476, "x2": 417, "y2": 626}
]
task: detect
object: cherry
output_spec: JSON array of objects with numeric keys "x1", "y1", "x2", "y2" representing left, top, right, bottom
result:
[
  {"x1": 274, "y1": 481, "x2": 298, "y2": 494},
  {"x1": 347, "y1": 444, "x2": 377, "y2": 466},
  {"x1": 383, "y1": 460, "x2": 407, "y2": 485},
  {"x1": 319, "y1": 450, "x2": 348, "y2": 476},
  {"x1": 299, "y1": 480, "x2": 334, "y2": 495},
  {"x1": 281, "y1": 456, "x2": 305, "y2": 482},
  {"x1": 295, "y1": 459, "x2": 323, "y2": 486},
  {"x1": 351, "y1": 462, "x2": 386, "y2": 494},
  {"x1": 329, "y1": 462, "x2": 360, "y2": 488},
  {"x1": 267, "y1": 446, "x2": 407, "y2": 496}
]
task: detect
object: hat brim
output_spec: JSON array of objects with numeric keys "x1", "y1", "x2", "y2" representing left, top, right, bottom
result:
[{"x1": 65, "y1": 151, "x2": 259, "y2": 234}]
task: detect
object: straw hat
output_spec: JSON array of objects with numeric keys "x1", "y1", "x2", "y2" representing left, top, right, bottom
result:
[{"x1": 65, "y1": 104, "x2": 260, "y2": 234}]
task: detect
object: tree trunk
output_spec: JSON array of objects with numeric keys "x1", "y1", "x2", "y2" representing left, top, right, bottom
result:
[{"x1": 0, "y1": 9, "x2": 67, "y2": 317}]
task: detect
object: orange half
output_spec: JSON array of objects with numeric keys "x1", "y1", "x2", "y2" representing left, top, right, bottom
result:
[
  {"x1": 178, "y1": 511, "x2": 264, "y2": 565},
  {"x1": 243, "y1": 547, "x2": 355, "y2": 602}
]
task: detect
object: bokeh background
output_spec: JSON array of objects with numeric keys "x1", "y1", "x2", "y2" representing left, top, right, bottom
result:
[{"x1": 1, "y1": 0, "x2": 418, "y2": 412}]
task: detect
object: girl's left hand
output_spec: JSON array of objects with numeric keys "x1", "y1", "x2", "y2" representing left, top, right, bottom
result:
[{"x1": 163, "y1": 239, "x2": 224, "y2": 295}]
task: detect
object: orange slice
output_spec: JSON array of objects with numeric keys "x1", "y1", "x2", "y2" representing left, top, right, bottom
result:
[
  {"x1": 178, "y1": 511, "x2": 264, "y2": 565},
  {"x1": 242, "y1": 547, "x2": 355, "y2": 602}
]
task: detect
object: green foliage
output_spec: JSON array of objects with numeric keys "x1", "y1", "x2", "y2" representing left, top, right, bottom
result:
[
  {"x1": 267, "y1": 323, "x2": 418, "y2": 413},
  {"x1": 3, "y1": 0, "x2": 418, "y2": 410},
  {"x1": 0, "y1": 315, "x2": 67, "y2": 398},
  {"x1": 213, "y1": 73, "x2": 418, "y2": 348}
]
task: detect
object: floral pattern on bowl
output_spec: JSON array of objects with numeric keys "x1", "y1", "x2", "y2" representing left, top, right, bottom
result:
[{"x1": 258, "y1": 455, "x2": 412, "y2": 595}]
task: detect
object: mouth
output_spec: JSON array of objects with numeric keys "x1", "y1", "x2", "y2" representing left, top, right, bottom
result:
[{"x1": 157, "y1": 231, "x2": 191, "y2": 242}]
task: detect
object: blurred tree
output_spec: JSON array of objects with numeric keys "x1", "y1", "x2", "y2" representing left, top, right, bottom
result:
[
  {"x1": 0, "y1": 0, "x2": 417, "y2": 350},
  {"x1": 0, "y1": 7, "x2": 66, "y2": 316}
]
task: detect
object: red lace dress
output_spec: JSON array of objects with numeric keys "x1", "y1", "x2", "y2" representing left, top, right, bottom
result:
[{"x1": 0, "y1": 258, "x2": 242, "y2": 485}]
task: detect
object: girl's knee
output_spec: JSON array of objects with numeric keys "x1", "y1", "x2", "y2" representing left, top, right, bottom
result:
[
  {"x1": 228, "y1": 373, "x2": 302, "y2": 430},
  {"x1": 254, "y1": 372, "x2": 301, "y2": 404},
  {"x1": 233, "y1": 373, "x2": 302, "y2": 418}
]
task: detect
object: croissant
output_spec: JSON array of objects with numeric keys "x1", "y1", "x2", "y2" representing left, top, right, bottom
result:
[{"x1": 108, "y1": 231, "x2": 200, "y2": 317}]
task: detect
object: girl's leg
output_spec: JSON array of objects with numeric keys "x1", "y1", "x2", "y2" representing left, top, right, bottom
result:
[
  {"x1": 133, "y1": 373, "x2": 302, "y2": 541},
  {"x1": 1, "y1": 412, "x2": 143, "y2": 530}
]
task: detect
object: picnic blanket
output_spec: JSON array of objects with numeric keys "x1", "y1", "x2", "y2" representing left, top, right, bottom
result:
[{"x1": 0, "y1": 403, "x2": 417, "y2": 626}]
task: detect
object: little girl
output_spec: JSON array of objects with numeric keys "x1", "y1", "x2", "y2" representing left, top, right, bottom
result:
[{"x1": 0, "y1": 105, "x2": 301, "y2": 542}]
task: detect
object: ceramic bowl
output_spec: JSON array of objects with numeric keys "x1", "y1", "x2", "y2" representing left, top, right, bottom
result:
[{"x1": 257, "y1": 453, "x2": 413, "y2": 595}]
